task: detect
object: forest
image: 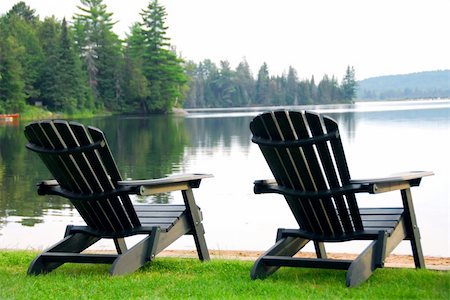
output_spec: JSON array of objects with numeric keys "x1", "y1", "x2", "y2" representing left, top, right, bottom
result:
[{"x1": 0, "y1": 0, "x2": 357, "y2": 115}]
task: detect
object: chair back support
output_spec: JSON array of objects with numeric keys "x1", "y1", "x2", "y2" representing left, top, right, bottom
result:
[
  {"x1": 250, "y1": 110, "x2": 363, "y2": 237},
  {"x1": 24, "y1": 120, "x2": 141, "y2": 232}
]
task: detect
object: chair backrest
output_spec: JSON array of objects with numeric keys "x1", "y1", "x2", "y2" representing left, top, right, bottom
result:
[
  {"x1": 250, "y1": 110, "x2": 363, "y2": 238},
  {"x1": 24, "y1": 120, "x2": 141, "y2": 232}
]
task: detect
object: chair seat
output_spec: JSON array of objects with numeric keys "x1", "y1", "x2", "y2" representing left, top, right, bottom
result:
[
  {"x1": 135, "y1": 204, "x2": 185, "y2": 232},
  {"x1": 280, "y1": 207, "x2": 404, "y2": 242},
  {"x1": 360, "y1": 207, "x2": 403, "y2": 235}
]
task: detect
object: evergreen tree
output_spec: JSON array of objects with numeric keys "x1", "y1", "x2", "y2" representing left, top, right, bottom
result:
[
  {"x1": 198, "y1": 59, "x2": 220, "y2": 107},
  {"x1": 59, "y1": 18, "x2": 93, "y2": 111},
  {"x1": 73, "y1": 0, "x2": 122, "y2": 110},
  {"x1": 6, "y1": 1, "x2": 38, "y2": 24},
  {"x1": 4, "y1": 4, "x2": 44, "y2": 104},
  {"x1": 38, "y1": 17, "x2": 92, "y2": 112},
  {"x1": 310, "y1": 75, "x2": 318, "y2": 102},
  {"x1": 341, "y1": 65, "x2": 357, "y2": 102},
  {"x1": 286, "y1": 66, "x2": 299, "y2": 105},
  {"x1": 139, "y1": 0, "x2": 187, "y2": 113},
  {"x1": 0, "y1": 24, "x2": 26, "y2": 113},
  {"x1": 234, "y1": 58, "x2": 255, "y2": 106},
  {"x1": 38, "y1": 17, "x2": 63, "y2": 110},
  {"x1": 122, "y1": 23, "x2": 150, "y2": 112},
  {"x1": 255, "y1": 62, "x2": 270, "y2": 105},
  {"x1": 214, "y1": 60, "x2": 236, "y2": 107}
]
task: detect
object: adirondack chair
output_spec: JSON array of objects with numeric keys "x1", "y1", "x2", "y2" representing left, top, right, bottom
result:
[
  {"x1": 249, "y1": 110, "x2": 433, "y2": 287},
  {"x1": 24, "y1": 120, "x2": 211, "y2": 276}
]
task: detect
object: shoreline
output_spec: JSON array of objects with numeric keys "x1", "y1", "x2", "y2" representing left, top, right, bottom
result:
[{"x1": 159, "y1": 249, "x2": 450, "y2": 271}]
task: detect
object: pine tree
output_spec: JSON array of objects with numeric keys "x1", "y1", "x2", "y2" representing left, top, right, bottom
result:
[
  {"x1": 0, "y1": 27, "x2": 26, "y2": 113},
  {"x1": 38, "y1": 17, "x2": 93, "y2": 112},
  {"x1": 73, "y1": 0, "x2": 122, "y2": 110},
  {"x1": 59, "y1": 18, "x2": 93, "y2": 112},
  {"x1": 255, "y1": 62, "x2": 270, "y2": 105},
  {"x1": 38, "y1": 16, "x2": 63, "y2": 110},
  {"x1": 341, "y1": 65, "x2": 357, "y2": 102},
  {"x1": 4, "y1": 4, "x2": 44, "y2": 103},
  {"x1": 235, "y1": 58, "x2": 255, "y2": 106},
  {"x1": 122, "y1": 23, "x2": 151, "y2": 112},
  {"x1": 286, "y1": 66, "x2": 299, "y2": 105},
  {"x1": 139, "y1": 0, "x2": 187, "y2": 113}
]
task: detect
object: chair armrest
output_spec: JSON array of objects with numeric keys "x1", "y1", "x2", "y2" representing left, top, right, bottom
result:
[
  {"x1": 253, "y1": 179, "x2": 366, "y2": 199},
  {"x1": 350, "y1": 171, "x2": 434, "y2": 194},
  {"x1": 36, "y1": 181, "x2": 135, "y2": 200},
  {"x1": 117, "y1": 173, "x2": 213, "y2": 195}
]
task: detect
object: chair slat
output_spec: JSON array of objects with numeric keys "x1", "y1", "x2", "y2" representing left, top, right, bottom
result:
[
  {"x1": 250, "y1": 110, "x2": 365, "y2": 238},
  {"x1": 324, "y1": 117, "x2": 363, "y2": 230},
  {"x1": 87, "y1": 126, "x2": 141, "y2": 228},
  {"x1": 52, "y1": 121, "x2": 120, "y2": 231},
  {"x1": 303, "y1": 112, "x2": 345, "y2": 235},
  {"x1": 26, "y1": 122, "x2": 80, "y2": 192},
  {"x1": 26, "y1": 122, "x2": 104, "y2": 229},
  {"x1": 288, "y1": 112, "x2": 338, "y2": 235},
  {"x1": 39, "y1": 121, "x2": 90, "y2": 192},
  {"x1": 251, "y1": 113, "x2": 313, "y2": 232},
  {"x1": 70, "y1": 123, "x2": 137, "y2": 231},
  {"x1": 273, "y1": 111, "x2": 328, "y2": 234}
]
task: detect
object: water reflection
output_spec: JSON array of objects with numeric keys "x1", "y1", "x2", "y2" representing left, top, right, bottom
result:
[{"x1": 0, "y1": 100, "x2": 449, "y2": 256}]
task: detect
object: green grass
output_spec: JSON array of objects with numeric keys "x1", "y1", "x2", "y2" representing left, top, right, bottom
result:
[
  {"x1": 0, "y1": 251, "x2": 448, "y2": 299},
  {"x1": 19, "y1": 105, "x2": 110, "y2": 121}
]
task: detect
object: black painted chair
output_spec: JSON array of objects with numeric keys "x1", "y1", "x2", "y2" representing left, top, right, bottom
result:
[
  {"x1": 250, "y1": 110, "x2": 433, "y2": 287},
  {"x1": 24, "y1": 120, "x2": 211, "y2": 275}
]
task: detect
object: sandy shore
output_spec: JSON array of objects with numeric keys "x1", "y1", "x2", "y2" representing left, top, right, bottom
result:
[{"x1": 159, "y1": 249, "x2": 450, "y2": 271}]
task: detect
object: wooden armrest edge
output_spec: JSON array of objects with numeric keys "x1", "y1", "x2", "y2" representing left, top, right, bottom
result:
[
  {"x1": 350, "y1": 171, "x2": 434, "y2": 184},
  {"x1": 117, "y1": 173, "x2": 213, "y2": 187}
]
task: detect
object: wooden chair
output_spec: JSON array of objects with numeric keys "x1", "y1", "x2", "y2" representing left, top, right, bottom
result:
[
  {"x1": 24, "y1": 120, "x2": 211, "y2": 276},
  {"x1": 250, "y1": 110, "x2": 433, "y2": 287}
]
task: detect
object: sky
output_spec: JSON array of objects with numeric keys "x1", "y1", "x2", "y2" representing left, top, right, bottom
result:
[{"x1": 1, "y1": 0, "x2": 449, "y2": 80}]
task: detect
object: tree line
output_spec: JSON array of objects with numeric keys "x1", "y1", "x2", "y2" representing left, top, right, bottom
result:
[
  {"x1": 184, "y1": 60, "x2": 356, "y2": 108},
  {"x1": 0, "y1": 0, "x2": 357, "y2": 115}
]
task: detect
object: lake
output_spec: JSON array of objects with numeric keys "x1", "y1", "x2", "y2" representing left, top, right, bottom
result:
[{"x1": 0, "y1": 99, "x2": 449, "y2": 257}]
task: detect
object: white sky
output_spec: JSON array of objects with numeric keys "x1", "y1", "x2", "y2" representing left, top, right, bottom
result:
[{"x1": 1, "y1": 0, "x2": 449, "y2": 80}]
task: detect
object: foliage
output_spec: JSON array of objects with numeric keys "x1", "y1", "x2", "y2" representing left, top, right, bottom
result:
[
  {"x1": 0, "y1": 20, "x2": 26, "y2": 113},
  {"x1": 136, "y1": 0, "x2": 188, "y2": 113},
  {"x1": 0, "y1": 251, "x2": 449, "y2": 299},
  {"x1": 38, "y1": 17, "x2": 92, "y2": 113},
  {"x1": 73, "y1": 0, "x2": 122, "y2": 111},
  {"x1": 184, "y1": 60, "x2": 356, "y2": 108},
  {"x1": 341, "y1": 66, "x2": 357, "y2": 101},
  {"x1": 0, "y1": 0, "x2": 358, "y2": 115}
]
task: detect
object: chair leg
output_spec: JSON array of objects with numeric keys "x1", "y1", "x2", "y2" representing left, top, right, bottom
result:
[
  {"x1": 401, "y1": 189, "x2": 425, "y2": 268},
  {"x1": 251, "y1": 236, "x2": 309, "y2": 280},
  {"x1": 114, "y1": 238, "x2": 127, "y2": 254},
  {"x1": 110, "y1": 227, "x2": 160, "y2": 276},
  {"x1": 347, "y1": 220, "x2": 407, "y2": 287},
  {"x1": 182, "y1": 189, "x2": 210, "y2": 261},
  {"x1": 346, "y1": 240, "x2": 379, "y2": 287},
  {"x1": 314, "y1": 241, "x2": 327, "y2": 259},
  {"x1": 28, "y1": 233, "x2": 100, "y2": 275}
]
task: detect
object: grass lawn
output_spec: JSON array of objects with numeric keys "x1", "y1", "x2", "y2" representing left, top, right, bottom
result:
[{"x1": 0, "y1": 250, "x2": 448, "y2": 299}]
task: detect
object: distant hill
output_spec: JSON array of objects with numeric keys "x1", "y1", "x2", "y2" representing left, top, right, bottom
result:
[{"x1": 357, "y1": 70, "x2": 450, "y2": 100}]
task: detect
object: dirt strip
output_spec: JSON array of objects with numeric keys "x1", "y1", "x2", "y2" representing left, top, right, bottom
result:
[{"x1": 159, "y1": 249, "x2": 450, "y2": 271}]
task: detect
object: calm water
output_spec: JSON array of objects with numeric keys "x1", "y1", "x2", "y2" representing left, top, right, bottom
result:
[{"x1": 0, "y1": 100, "x2": 449, "y2": 257}]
